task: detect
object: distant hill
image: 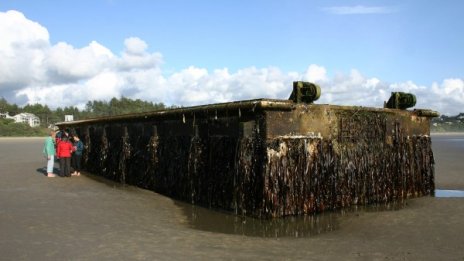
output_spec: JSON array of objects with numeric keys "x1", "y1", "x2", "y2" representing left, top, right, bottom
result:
[{"x1": 431, "y1": 113, "x2": 464, "y2": 132}]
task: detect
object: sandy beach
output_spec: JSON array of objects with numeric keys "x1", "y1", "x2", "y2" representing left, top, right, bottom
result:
[{"x1": 0, "y1": 135, "x2": 463, "y2": 260}]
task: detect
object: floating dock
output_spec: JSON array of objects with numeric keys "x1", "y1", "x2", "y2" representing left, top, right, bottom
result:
[{"x1": 57, "y1": 82, "x2": 439, "y2": 218}]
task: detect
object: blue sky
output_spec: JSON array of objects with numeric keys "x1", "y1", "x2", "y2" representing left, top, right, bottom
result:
[{"x1": 0, "y1": 0, "x2": 463, "y2": 114}]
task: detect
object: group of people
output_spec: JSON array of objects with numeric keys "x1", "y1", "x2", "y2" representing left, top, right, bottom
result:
[{"x1": 43, "y1": 129, "x2": 84, "y2": 178}]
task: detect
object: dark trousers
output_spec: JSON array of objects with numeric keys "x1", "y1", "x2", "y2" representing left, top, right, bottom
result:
[
  {"x1": 72, "y1": 154, "x2": 82, "y2": 172},
  {"x1": 59, "y1": 157, "x2": 71, "y2": 177}
]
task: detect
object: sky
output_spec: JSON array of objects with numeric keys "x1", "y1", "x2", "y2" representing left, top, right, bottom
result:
[{"x1": 0, "y1": 0, "x2": 463, "y2": 115}]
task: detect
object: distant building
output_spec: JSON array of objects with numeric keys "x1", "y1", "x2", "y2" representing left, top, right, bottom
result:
[
  {"x1": 0, "y1": 112, "x2": 40, "y2": 127},
  {"x1": 0, "y1": 112, "x2": 9, "y2": 119},
  {"x1": 64, "y1": 115, "x2": 74, "y2": 122}
]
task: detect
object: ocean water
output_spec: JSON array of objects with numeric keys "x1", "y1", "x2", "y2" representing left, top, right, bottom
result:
[{"x1": 435, "y1": 189, "x2": 464, "y2": 197}]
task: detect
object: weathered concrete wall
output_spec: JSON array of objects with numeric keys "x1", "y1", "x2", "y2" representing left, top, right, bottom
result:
[
  {"x1": 63, "y1": 102, "x2": 435, "y2": 218},
  {"x1": 260, "y1": 105, "x2": 434, "y2": 217},
  {"x1": 263, "y1": 135, "x2": 434, "y2": 217}
]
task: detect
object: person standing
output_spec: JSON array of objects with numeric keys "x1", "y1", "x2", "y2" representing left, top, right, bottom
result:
[
  {"x1": 57, "y1": 136, "x2": 73, "y2": 177},
  {"x1": 71, "y1": 135, "x2": 84, "y2": 176},
  {"x1": 43, "y1": 130, "x2": 56, "y2": 177}
]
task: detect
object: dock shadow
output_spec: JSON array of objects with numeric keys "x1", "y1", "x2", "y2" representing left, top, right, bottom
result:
[{"x1": 174, "y1": 200, "x2": 408, "y2": 238}]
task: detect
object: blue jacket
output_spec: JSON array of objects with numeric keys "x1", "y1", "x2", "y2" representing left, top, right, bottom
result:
[{"x1": 74, "y1": 140, "x2": 84, "y2": 155}]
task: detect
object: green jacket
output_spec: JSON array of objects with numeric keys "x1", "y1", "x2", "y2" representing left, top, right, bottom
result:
[{"x1": 43, "y1": 136, "x2": 55, "y2": 157}]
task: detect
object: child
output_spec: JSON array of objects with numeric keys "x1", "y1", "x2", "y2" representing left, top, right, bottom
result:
[{"x1": 71, "y1": 135, "x2": 84, "y2": 176}]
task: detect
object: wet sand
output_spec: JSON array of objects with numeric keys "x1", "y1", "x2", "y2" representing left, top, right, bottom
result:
[{"x1": 1, "y1": 136, "x2": 463, "y2": 260}]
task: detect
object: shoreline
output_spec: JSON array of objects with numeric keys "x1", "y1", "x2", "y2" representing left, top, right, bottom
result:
[
  {"x1": 0, "y1": 136, "x2": 44, "y2": 140},
  {"x1": 431, "y1": 132, "x2": 464, "y2": 136},
  {"x1": 2, "y1": 132, "x2": 463, "y2": 138}
]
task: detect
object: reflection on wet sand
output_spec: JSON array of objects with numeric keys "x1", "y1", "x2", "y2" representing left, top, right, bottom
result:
[
  {"x1": 78, "y1": 169, "x2": 411, "y2": 238},
  {"x1": 176, "y1": 200, "x2": 407, "y2": 237}
]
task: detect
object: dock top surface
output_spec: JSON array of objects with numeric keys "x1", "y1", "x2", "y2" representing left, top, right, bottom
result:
[
  {"x1": 56, "y1": 98, "x2": 437, "y2": 126},
  {"x1": 56, "y1": 98, "x2": 292, "y2": 126}
]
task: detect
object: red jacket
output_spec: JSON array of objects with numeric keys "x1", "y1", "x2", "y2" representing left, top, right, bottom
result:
[{"x1": 57, "y1": 141, "x2": 73, "y2": 158}]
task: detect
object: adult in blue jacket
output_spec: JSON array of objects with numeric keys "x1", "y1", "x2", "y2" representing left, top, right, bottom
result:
[{"x1": 71, "y1": 135, "x2": 84, "y2": 176}]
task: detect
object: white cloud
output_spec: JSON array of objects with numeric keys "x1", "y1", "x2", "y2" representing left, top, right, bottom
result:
[
  {"x1": 324, "y1": 5, "x2": 396, "y2": 15},
  {"x1": 429, "y1": 79, "x2": 464, "y2": 115},
  {"x1": 0, "y1": 10, "x2": 49, "y2": 89},
  {"x1": 163, "y1": 66, "x2": 293, "y2": 105},
  {"x1": 314, "y1": 69, "x2": 388, "y2": 106},
  {"x1": 303, "y1": 64, "x2": 327, "y2": 83},
  {"x1": 117, "y1": 37, "x2": 163, "y2": 71},
  {"x1": 0, "y1": 10, "x2": 463, "y2": 116},
  {"x1": 46, "y1": 41, "x2": 114, "y2": 82},
  {"x1": 124, "y1": 37, "x2": 148, "y2": 55}
]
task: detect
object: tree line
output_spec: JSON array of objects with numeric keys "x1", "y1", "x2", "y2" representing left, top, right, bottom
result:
[{"x1": 0, "y1": 96, "x2": 169, "y2": 129}]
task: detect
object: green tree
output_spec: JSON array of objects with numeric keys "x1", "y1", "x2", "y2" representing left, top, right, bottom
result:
[
  {"x1": 0, "y1": 97, "x2": 20, "y2": 115},
  {"x1": 81, "y1": 97, "x2": 166, "y2": 118},
  {"x1": 1, "y1": 96, "x2": 173, "y2": 135}
]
